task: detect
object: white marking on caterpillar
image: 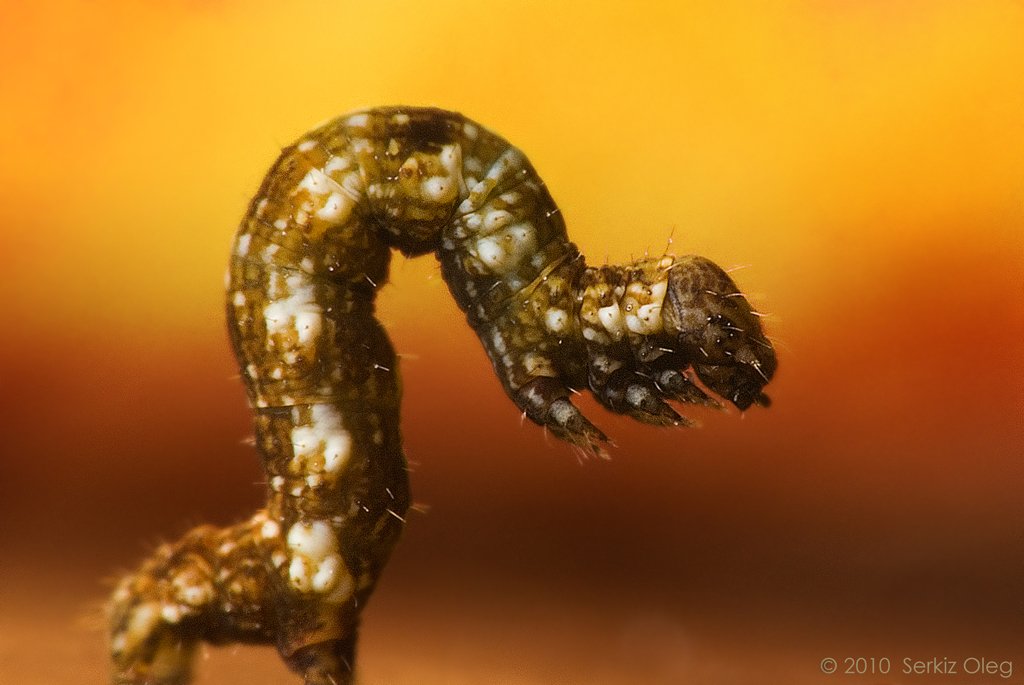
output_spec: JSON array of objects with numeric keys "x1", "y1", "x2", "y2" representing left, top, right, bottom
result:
[
  {"x1": 316, "y1": 191, "x2": 354, "y2": 222},
  {"x1": 544, "y1": 307, "x2": 569, "y2": 334},
  {"x1": 296, "y1": 168, "x2": 333, "y2": 196},
  {"x1": 598, "y1": 304, "x2": 625, "y2": 337},
  {"x1": 324, "y1": 155, "x2": 351, "y2": 174},
  {"x1": 290, "y1": 404, "x2": 351, "y2": 477},
  {"x1": 263, "y1": 274, "x2": 321, "y2": 349},
  {"x1": 344, "y1": 113, "x2": 370, "y2": 128}
]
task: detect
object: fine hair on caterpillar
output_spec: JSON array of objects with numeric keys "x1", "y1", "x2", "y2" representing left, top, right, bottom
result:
[{"x1": 108, "y1": 106, "x2": 777, "y2": 684}]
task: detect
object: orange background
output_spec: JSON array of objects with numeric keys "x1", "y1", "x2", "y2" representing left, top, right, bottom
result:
[{"x1": 1, "y1": 2, "x2": 1021, "y2": 683}]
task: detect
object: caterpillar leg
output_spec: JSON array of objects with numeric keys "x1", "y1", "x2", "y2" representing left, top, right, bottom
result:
[
  {"x1": 648, "y1": 366, "x2": 721, "y2": 408},
  {"x1": 284, "y1": 638, "x2": 357, "y2": 685},
  {"x1": 586, "y1": 344, "x2": 691, "y2": 427},
  {"x1": 108, "y1": 515, "x2": 277, "y2": 684},
  {"x1": 515, "y1": 376, "x2": 609, "y2": 455},
  {"x1": 480, "y1": 254, "x2": 775, "y2": 454},
  {"x1": 575, "y1": 255, "x2": 774, "y2": 431}
]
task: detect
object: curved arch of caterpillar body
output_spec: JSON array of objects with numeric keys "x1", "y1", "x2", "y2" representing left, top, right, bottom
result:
[{"x1": 108, "y1": 107, "x2": 776, "y2": 685}]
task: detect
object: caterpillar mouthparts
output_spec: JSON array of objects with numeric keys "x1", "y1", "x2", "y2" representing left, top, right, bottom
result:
[{"x1": 108, "y1": 106, "x2": 776, "y2": 684}]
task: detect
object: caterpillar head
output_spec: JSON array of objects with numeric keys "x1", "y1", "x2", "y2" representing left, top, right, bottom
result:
[{"x1": 662, "y1": 255, "x2": 776, "y2": 410}]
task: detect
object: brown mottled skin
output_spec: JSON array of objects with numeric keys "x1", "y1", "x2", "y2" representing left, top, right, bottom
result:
[{"x1": 108, "y1": 107, "x2": 776, "y2": 684}]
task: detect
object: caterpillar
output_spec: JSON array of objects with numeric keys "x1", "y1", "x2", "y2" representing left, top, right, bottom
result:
[{"x1": 108, "y1": 106, "x2": 776, "y2": 685}]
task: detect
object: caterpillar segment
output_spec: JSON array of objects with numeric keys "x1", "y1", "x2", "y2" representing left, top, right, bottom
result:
[{"x1": 109, "y1": 106, "x2": 776, "y2": 684}]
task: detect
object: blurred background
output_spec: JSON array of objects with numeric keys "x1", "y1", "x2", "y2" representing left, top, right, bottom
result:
[{"x1": 1, "y1": 1, "x2": 1021, "y2": 683}]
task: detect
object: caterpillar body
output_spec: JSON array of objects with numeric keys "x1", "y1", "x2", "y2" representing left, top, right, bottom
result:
[{"x1": 108, "y1": 107, "x2": 776, "y2": 684}]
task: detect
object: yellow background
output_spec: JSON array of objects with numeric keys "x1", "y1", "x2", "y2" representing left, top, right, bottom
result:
[{"x1": 1, "y1": 1, "x2": 1022, "y2": 683}]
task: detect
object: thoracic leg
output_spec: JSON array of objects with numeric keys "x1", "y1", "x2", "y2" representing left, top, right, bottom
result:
[
  {"x1": 514, "y1": 376, "x2": 608, "y2": 455},
  {"x1": 585, "y1": 343, "x2": 690, "y2": 427}
]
